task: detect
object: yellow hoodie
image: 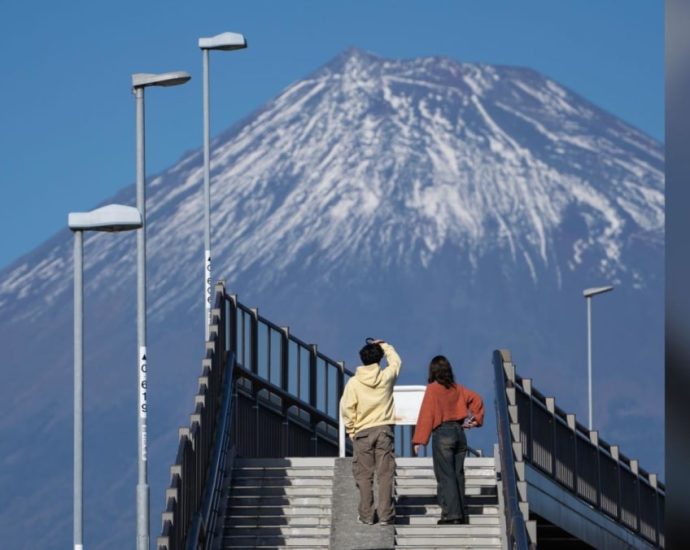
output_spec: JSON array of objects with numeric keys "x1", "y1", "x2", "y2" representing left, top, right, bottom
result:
[{"x1": 340, "y1": 343, "x2": 402, "y2": 435}]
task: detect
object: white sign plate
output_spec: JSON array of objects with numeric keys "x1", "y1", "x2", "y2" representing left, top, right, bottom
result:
[{"x1": 393, "y1": 385, "x2": 427, "y2": 425}]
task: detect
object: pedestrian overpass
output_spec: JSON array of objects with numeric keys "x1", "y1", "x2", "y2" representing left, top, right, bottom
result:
[{"x1": 156, "y1": 283, "x2": 664, "y2": 549}]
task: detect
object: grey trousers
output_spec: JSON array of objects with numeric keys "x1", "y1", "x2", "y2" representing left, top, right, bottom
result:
[{"x1": 352, "y1": 424, "x2": 396, "y2": 522}]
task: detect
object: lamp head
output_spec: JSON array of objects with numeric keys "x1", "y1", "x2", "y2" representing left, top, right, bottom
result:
[
  {"x1": 583, "y1": 286, "x2": 614, "y2": 298},
  {"x1": 198, "y1": 31, "x2": 247, "y2": 51},
  {"x1": 132, "y1": 71, "x2": 191, "y2": 89},
  {"x1": 68, "y1": 204, "x2": 142, "y2": 232}
]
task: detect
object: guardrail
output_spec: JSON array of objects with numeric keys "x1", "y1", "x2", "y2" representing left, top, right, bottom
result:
[
  {"x1": 493, "y1": 349, "x2": 534, "y2": 549},
  {"x1": 227, "y1": 296, "x2": 426, "y2": 458},
  {"x1": 227, "y1": 294, "x2": 354, "y2": 456},
  {"x1": 157, "y1": 283, "x2": 231, "y2": 550},
  {"x1": 496, "y1": 349, "x2": 665, "y2": 548}
]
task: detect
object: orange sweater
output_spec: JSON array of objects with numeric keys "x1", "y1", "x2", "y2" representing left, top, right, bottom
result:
[{"x1": 411, "y1": 382, "x2": 485, "y2": 445}]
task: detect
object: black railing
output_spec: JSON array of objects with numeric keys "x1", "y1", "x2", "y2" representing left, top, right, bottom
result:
[
  {"x1": 226, "y1": 295, "x2": 426, "y2": 458},
  {"x1": 227, "y1": 294, "x2": 355, "y2": 457},
  {"x1": 493, "y1": 350, "x2": 533, "y2": 550},
  {"x1": 157, "y1": 283, "x2": 231, "y2": 550},
  {"x1": 497, "y1": 349, "x2": 665, "y2": 548}
]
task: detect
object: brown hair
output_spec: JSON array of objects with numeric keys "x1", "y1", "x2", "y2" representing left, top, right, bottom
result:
[{"x1": 428, "y1": 355, "x2": 455, "y2": 389}]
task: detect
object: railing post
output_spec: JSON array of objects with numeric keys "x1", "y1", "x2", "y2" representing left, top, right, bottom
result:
[
  {"x1": 610, "y1": 445, "x2": 621, "y2": 521},
  {"x1": 309, "y1": 344, "x2": 318, "y2": 409},
  {"x1": 336, "y1": 361, "x2": 345, "y2": 402},
  {"x1": 545, "y1": 397, "x2": 556, "y2": 479},
  {"x1": 309, "y1": 344, "x2": 318, "y2": 455},
  {"x1": 590, "y1": 431, "x2": 601, "y2": 510},
  {"x1": 281, "y1": 327, "x2": 290, "y2": 392},
  {"x1": 281, "y1": 327, "x2": 290, "y2": 457},
  {"x1": 649, "y1": 473, "x2": 660, "y2": 546},
  {"x1": 250, "y1": 308, "x2": 259, "y2": 375},
  {"x1": 567, "y1": 414, "x2": 578, "y2": 492},
  {"x1": 228, "y1": 294, "x2": 238, "y2": 359},
  {"x1": 630, "y1": 459, "x2": 641, "y2": 533}
]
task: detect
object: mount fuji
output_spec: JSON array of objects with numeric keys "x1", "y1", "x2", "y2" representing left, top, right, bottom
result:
[{"x1": 0, "y1": 48, "x2": 663, "y2": 549}]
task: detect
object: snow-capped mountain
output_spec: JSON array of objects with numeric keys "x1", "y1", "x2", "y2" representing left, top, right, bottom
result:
[{"x1": 0, "y1": 48, "x2": 663, "y2": 549}]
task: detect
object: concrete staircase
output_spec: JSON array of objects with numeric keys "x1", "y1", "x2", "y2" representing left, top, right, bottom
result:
[
  {"x1": 219, "y1": 455, "x2": 504, "y2": 549},
  {"x1": 394, "y1": 456, "x2": 505, "y2": 549},
  {"x1": 221, "y1": 457, "x2": 335, "y2": 549}
]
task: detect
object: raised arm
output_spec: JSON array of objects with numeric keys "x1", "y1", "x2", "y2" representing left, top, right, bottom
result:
[{"x1": 380, "y1": 342, "x2": 402, "y2": 381}]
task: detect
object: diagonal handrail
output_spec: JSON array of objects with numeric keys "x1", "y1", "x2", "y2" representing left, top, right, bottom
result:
[
  {"x1": 185, "y1": 349, "x2": 236, "y2": 549},
  {"x1": 157, "y1": 283, "x2": 230, "y2": 550},
  {"x1": 493, "y1": 349, "x2": 532, "y2": 550}
]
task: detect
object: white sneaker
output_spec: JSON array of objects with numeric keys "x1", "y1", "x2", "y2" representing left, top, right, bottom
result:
[{"x1": 357, "y1": 515, "x2": 374, "y2": 525}]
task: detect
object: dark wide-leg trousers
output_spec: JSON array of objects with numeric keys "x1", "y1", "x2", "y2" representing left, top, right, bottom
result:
[
  {"x1": 431, "y1": 421, "x2": 468, "y2": 521},
  {"x1": 352, "y1": 424, "x2": 396, "y2": 523}
]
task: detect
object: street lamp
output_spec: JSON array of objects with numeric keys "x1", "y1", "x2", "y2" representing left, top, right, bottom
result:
[
  {"x1": 131, "y1": 70, "x2": 191, "y2": 550},
  {"x1": 198, "y1": 32, "x2": 247, "y2": 340},
  {"x1": 69, "y1": 204, "x2": 142, "y2": 550},
  {"x1": 583, "y1": 285, "x2": 614, "y2": 431}
]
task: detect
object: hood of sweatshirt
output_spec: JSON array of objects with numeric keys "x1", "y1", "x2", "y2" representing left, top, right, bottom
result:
[{"x1": 355, "y1": 364, "x2": 383, "y2": 388}]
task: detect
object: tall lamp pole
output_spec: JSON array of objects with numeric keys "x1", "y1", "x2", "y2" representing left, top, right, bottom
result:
[
  {"x1": 583, "y1": 285, "x2": 614, "y2": 431},
  {"x1": 69, "y1": 205, "x2": 142, "y2": 550},
  {"x1": 131, "y1": 71, "x2": 190, "y2": 550},
  {"x1": 198, "y1": 32, "x2": 247, "y2": 339}
]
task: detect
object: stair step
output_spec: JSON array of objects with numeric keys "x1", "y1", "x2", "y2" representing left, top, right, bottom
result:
[
  {"x1": 234, "y1": 457, "x2": 336, "y2": 468},
  {"x1": 392, "y1": 541, "x2": 503, "y2": 550},
  {"x1": 233, "y1": 468, "x2": 334, "y2": 478},
  {"x1": 395, "y1": 468, "x2": 496, "y2": 477},
  {"x1": 222, "y1": 535, "x2": 331, "y2": 546},
  {"x1": 227, "y1": 496, "x2": 332, "y2": 507},
  {"x1": 395, "y1": 535, "x2": 502, "y2": 547},
  {"x1": 396, "y1": 506, "x2": 500, "y2": 516},
  {"x1": 227, "y1": 506, "x2": 331, "y2": 516},
  {"x1": 396, "y1": 525, "x2": 501, "y2": 536},
  {"x1": 232, "y1": 477, "x2": 334, "y2": 487},
  {"x1": 225, "y1": 515, "x2": 332, "y2": 527},
  {"x1": 397, "y1": 515, "x2": 499, "y2": 525},
  {"x1": 231, "y1": 486, "x2": 333, "y2": 497},
  {"x1": 225, "y1": 526, "x2": 331, "y2": 536},
  {"x1": 395, "y1": 490, "x2": 496, "y2": 497},
  {"x1": 395, "y1": 477, "x2": 496, "y2": 487},
  {"x1": 396, "y1": 457, "x2": 494, "y2": 467}
]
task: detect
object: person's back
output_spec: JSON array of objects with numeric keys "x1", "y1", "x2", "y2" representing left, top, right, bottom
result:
[
  {"x1": 340, "y1": 339, "x2": 402, "y2": 525},
  {"x1": 412, "y1": 356, "x2": 484, "y2": 525}
]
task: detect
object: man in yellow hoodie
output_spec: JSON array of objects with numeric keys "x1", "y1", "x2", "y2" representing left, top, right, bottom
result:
[{"x1": 340, "y1": 339, "x2": 402, "y2": 525}]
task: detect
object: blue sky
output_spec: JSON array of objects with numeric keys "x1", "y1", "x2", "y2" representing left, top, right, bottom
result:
[{"x1": 0, "y1": 1, "x2": 662, "y2": 269}]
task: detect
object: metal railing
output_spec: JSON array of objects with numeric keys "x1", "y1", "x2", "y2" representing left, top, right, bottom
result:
[
  {"x1": 493, "y1": 350, "x2": 533, "y2": 550},
  {"x1": 496, "y1": 348, "x2": 665, "y2": 548},
  {"x1": 227, "y1": 295, "x2": 355, "y2": 457},
  {"x1": 157, "y1": 283, "x2": 232, "y2": 550}
]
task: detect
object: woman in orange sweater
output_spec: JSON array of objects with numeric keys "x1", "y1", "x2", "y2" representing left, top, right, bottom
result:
[{"x1": 411, "y1": 355, "x2": 485, "y2": 525}]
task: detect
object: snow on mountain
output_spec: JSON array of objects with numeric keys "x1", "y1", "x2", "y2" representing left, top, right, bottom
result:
[
  {"x1": 0, "y1": 49, "x2": 663, "y2": 321},
  {"x1": 0, "y1": 48, "x2": 663, "y2": 549}
]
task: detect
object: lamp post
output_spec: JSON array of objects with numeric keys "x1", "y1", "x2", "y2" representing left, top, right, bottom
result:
[
  {"x1": 583, "y1": 285, "x2": 614, "y2": 431},
  {"x1": 69, "y1": 204, "x2": 142, "y2": 550},
  {"x1": 131, "y1": 70, "x2": 191, "y2": 550},
  {"x1": 198, "y1": 32, "x2": 247, "y2": 340}
]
